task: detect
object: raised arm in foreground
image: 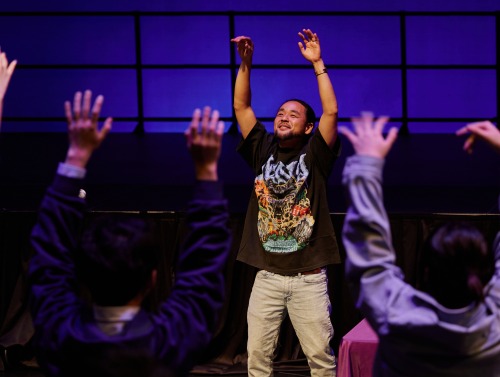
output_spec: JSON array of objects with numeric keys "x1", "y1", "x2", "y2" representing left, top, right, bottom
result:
[
  {"x1": 457, "y1": 120, "x2": 500, "y2": 306},
  {"x1": 158, "y1": 107, "x2": 231, "y2": 372},
  {"x1": 339, "y1": 112, "x2": 400, "y2": 326},
  {"x1": 29, "y1": 90, "x2": 112, "y2": 349}
]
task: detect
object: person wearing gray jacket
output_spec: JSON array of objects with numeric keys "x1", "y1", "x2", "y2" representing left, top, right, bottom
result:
[{"x1": 340, "y1": 113, "x2": 500, "y2": 376}]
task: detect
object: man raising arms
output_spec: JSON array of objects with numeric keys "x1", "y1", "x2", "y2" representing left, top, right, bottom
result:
[{"x1": 231, "y1": 28, "x2": 341, "y2": 377}]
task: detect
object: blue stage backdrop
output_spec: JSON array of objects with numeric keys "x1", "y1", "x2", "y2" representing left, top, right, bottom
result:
[
  {"x1": 0, "y1": 0, "x2": 498, "y2": 214},
  {"x1": 0, "y1": 0, "x2": 497, "y2": 134}
]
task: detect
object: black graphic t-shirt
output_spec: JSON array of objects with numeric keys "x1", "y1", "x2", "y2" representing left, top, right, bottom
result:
[{"x1": 237, "y1": 121, "x2": 342, "y2": 274}]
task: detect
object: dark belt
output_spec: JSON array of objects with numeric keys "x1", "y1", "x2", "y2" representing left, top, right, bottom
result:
[
  {"x1": 301, "y1": 267, "x2": 323, "y2": 275},
  {"x1": 278, "y1": 267, "x2": 323, "y2": 276}
]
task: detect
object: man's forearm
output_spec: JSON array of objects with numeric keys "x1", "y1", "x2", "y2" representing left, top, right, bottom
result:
[
  {"x1": 233, "y1": 60, "x2": 257, "y2": 139},
  {"x1": 313, "y1": 59, "x2": 338, "y2": 117},
  {"x1": 234, "y1": 61, "x2": 252, "y2": 111}
]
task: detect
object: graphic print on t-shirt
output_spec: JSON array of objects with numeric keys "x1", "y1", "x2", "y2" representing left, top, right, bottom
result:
[{"x1": 255, "y1": 154, "x2": 314, "y2": 253}]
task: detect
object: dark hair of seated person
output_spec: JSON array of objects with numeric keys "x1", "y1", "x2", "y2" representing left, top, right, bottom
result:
[
  {"x1": 75, "y1": 215, "x2": 160, "y2": 306},
  {"x1": 420, "y1": 222, "x2": 493, "y2": 309}
]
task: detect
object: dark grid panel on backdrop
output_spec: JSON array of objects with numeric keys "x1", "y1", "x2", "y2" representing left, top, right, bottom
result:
[{"x1": 0, "y1": 11, "x2": 497, "y2": 134}]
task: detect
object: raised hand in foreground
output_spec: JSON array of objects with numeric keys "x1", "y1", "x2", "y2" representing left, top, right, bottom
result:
[
  {"x1": 339, "y1": 111, "x2": 398, "y2": 158},
  {"x1": 456, "y1": 120, "x2": 500, "y2": 154},
  {"x1": 64, "y1": 90, "x2": 112, "y2": 169},
  {"x1": 185, "y1": 106, "x2": 224, "y2": 181}
]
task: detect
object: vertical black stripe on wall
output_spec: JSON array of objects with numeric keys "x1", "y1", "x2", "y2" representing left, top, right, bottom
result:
[
  {"x1": 400, "y1": 12, "x2": 409, "y2": 135},
  {"x1": 133, "y1": 12, "x2": 145, "y2": 134}
]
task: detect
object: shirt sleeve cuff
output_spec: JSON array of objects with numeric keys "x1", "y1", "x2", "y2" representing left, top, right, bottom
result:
[
  {"x1": 52, "y1": 163, "x2": 87, "y2": 198},
  {"x1": 57, "y1": 162, "x2": 87, "y2": 179},
  {"x1": 343, "y1": 155, "x2": 385, "y2": 179}
]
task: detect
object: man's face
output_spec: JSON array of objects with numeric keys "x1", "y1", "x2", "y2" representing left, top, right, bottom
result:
[{"x1": 273, "y1": 101, "x2": 313, "y2": 143}]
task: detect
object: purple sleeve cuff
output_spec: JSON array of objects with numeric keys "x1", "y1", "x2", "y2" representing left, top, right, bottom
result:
[
  {"x1": 57, "y1": 162, "x2": 86, "y2": 179},
  {"x1": 52, "y1": 173, "x2": 86, "y2": 199}
]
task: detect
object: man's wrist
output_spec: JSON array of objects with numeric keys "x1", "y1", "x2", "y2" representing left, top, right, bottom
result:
[
  {"x1": 65, "y1": 147, "x2": 92, "y2": 169},
  {"x1": 315, "y1": 67, "x2": 327, "y2": 77},
  {"x1": 312, "y1": 60, "x2": 327, "y2": 76},
  {"x1": 241, "y1": 59, "x2": 253, "y2": 69}
]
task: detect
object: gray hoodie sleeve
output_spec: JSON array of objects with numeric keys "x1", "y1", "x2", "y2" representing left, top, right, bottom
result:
[{"x1": 341, "y1": 154, "x2": 407, "y2": 333}]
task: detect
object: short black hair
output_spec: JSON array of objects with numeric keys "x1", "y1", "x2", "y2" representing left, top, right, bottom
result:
[
  {"x1": 76, "y1": 215, "x2": 160, "y2": 306},
  {"x1": 278, "y1": 99, "x2": 316, "y2": 126},
  {"x1": 420, "y1": 222, "x2": 493, "y2": 308}
]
